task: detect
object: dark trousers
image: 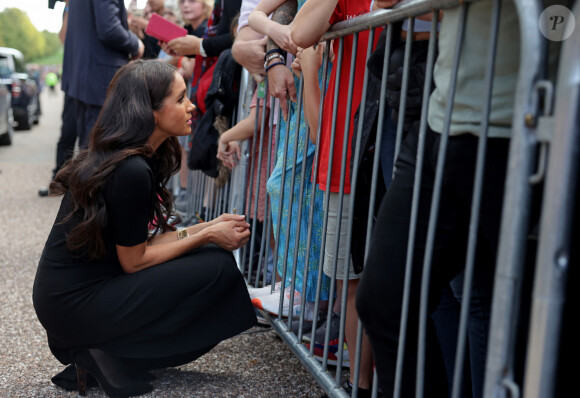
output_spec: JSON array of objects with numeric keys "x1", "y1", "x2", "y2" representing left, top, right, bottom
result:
[
  {"x1": 75, "y1": 99, "x2": 101, "y2": 149},
  {"x1": 52, "y1": 93, "x2": 77, "y2": 180},
  {"x1": 357, "y1": 124, "x2": 509, "y2": 397}
]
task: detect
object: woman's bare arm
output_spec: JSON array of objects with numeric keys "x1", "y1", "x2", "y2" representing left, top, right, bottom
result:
[{"x1": 116, "y1": 214, "x2": 250, "y2": 273}]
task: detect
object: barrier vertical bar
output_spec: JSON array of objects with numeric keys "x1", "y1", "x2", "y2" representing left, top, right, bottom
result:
[
  {"x1": 304, "y1": 41, "x2": 331, "y2": 346},
  {"x1": 285, "y1": 75, "x2": 309, "y2": 334},
  {"x1": 451, "y1": 2, "x2": 500, "y2": 398},
  {"x1": 522, "y1": 4, "x2": 580, "y2": 395},
  {"x1": 272, "y1": 102, "x2": 291, "y2": 298},
  {"x1": 231, "y1": 72, "x2": 254, "y2": 266},
  {"x1": 345, "y1": 28, "x2": 374, "y2": 398},
  {"x1": 416, "y1": 5, "x2": 467, "y2": 398},
  {"x1": 363, "y1": 21, "x2": 396, "y2": 398},
  {"x1": 318, "y1": 37, "x2": 344, "y2": 371},
  {"x1": 243, "y1": 98, "x2": 262, "y2": 282},
  {"x1": 484, "y1": 1, "x2": 547, "y2": 396},
  {"x1": 393, "y1": 17, "x2": 414, "y2": 169},
  {"x1": 246, "y1": 83, "x2": 266, "y2": 281},
  {"x1": 277, "y1": 77, "x2": 305, "y2": 320},
  {"x1": 255, "y1": 94, "x2": 276, "y2": 287}
]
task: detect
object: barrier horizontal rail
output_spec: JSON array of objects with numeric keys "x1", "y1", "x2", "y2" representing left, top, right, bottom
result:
[{"x1": 321, "y1": 0, "x2": 461, "y2": 41}]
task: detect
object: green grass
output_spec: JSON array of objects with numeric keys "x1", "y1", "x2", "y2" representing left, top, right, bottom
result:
[{"x1": 29, "y1": 47, "x2": 64, "y2": 66}]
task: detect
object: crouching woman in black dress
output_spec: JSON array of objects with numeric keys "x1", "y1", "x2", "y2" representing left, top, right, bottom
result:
[{"x1": 33, "y1": 60, "x2": 257, "y2": 397}]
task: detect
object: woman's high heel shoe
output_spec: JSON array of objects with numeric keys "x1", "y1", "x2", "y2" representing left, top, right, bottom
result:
[{"x1": 74, "y1": 348, "x2": 153, "y2": 397}]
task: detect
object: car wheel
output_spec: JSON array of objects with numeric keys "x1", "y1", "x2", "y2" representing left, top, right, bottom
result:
[
  {"x1": 0, "y1": 108, "x2": 14, "y2": 146},
  {"x1": 33, "y1": 99, "x2": 40, "y2": 124},
  {"x1": 16, "y1": 106, "x2": 33, "y2": 130}
]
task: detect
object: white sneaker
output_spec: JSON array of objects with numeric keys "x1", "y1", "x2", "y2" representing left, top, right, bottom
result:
[
  {"x1": 247, "y1": 281, "x2": 282, "y2": 299},
  {"x1": 292, "y1": 301, "x2": 316, "y2": 321},
  {"x1": 252, "y1": 286, "x2": 301, "y2": 317}
]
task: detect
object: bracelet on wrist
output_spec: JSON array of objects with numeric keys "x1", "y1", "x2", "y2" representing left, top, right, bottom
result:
[
  {"x1": 265, "y1": 61, "x2": 286, "y2": 73},
  {"x1": 265, "y1": 48, "x2": 286, "y2": 60},
  {"x1": 264, "y1": 53, "x2": 285, "y2": 69}
]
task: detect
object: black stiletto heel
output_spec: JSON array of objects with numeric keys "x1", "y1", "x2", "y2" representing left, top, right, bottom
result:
[
  {"x1": 73, "y1": 349, "x2": 153, "y2": 397},
  {"x1": 75, "y1": 365, "x2": 89, "y2": 396}
]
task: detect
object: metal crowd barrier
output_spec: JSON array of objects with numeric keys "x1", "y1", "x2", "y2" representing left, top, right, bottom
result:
[{"x1": 178, "y1": 0, "x2": 578, "y2": 397}]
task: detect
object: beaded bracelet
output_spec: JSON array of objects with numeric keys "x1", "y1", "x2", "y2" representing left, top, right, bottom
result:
[
  {"x1": 263, "y1": 53, "x2": 285, "y2": 69},
  {"x1": 265, "y1": 61, "x2": 286, "y2": 73},
  {"x1": 265, "y1": 48, "x2": 286, "y2": 60}
]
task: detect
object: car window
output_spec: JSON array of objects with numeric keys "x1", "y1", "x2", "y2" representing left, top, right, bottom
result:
[
  {"x1": 0, "y1": 57, "x2": 10, "y2": 76},
  {"x1": 13, "y1": 55, "x2": 26, "y2": 73}
]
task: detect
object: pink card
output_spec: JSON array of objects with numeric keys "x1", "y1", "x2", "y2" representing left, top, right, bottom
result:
[{"x1": 145, "y1": 13, "x2": 187, "y2": 43}]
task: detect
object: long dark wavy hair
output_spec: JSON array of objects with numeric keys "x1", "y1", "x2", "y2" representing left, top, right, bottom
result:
[{"x1": 50, "y1": 60, "x2": 182, "y2": 260}]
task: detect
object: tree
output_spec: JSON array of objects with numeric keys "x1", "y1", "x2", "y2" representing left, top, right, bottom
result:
[
  {"x1": 41, "y1": 30, "x2": 61, "y2": 57},
  {"x1": 0, "y1": 8, "x2": 61, "y2": 62}
]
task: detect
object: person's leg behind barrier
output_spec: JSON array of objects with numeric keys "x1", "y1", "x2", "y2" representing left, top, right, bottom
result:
[
  {"x1": 75, "y1": 100, "x2": 101, "y2": 150},
  {"x1": 54, "y1": 93, "x2": 78, "y2": 179},
  {"x1": 357, "y1": 126, "x2": 469, "y2": 397}
]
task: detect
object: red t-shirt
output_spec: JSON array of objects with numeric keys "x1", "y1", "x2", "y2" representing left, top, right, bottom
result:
[{"x1": 316, "y1": 0, "x2": 377, "y2": 193}]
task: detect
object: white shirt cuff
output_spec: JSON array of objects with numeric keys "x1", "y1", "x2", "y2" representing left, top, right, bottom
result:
[{"x1": 199, "y1": 40, "x2": 207, "y2": 57}]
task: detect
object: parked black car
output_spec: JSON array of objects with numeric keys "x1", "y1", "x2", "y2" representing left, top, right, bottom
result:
[
  {"x1": 0, "y1": 47, "x2": 40, "y2": 130},
  {"x1": 0, "y1": 69, "x2": 13, "y2": 145}
]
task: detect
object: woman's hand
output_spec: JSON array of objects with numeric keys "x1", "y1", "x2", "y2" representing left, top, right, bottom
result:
[
  {"x1": 269, "y1": 24, "x2": 298, "y2": 55},
  {"x1": 207, "y1": 219, "x2": 251, "y2": 251},
  {"x1": 162, "y1": 35, "x2": 201, "y2": 56},
  {"x1": 210, "y1": 213, "x2": 248, "y2": 226}
]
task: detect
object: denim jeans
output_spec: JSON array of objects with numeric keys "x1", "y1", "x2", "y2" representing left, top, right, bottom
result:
[
  {"x1": 380, "y1": 106, "x2": 398, "y2": 190},
  {"x1": 431, "y1": 268, "x2": 492, "y2": 398}
]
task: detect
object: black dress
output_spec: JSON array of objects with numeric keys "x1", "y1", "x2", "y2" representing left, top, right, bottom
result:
[{"x1": 33, "y1": 156, "x2": 256, "y2": 369}]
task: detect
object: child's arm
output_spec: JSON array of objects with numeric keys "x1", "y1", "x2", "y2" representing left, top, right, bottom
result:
[
  {"x1": 217, "y1": 105, "x2": 270, "y2": 169},
  {"x1": 292, "y1": 45, "x2": 325, "y2": 144},
  {"x1": 291, "y1": 0, "x2": 337, "y2": 49},
  {"x1": 217, "y1": 110, "x2": 255, "y2": 169},
  {"x1": 248, "y1": 0, "x2": 298, "y2": 54}
]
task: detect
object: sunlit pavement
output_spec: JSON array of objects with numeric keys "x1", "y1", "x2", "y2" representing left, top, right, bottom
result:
[{"x1": 0, "y1": 87, "x2": 324, "y2": 398}]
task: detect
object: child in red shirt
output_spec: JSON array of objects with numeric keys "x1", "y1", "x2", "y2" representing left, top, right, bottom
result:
[{"x1": 292, "y1": 0, "x2": 378, "y2": 394}]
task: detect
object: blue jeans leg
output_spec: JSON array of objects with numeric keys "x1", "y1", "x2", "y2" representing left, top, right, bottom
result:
[
  {"x1": 450, "y1": 269, "x2": 493, "y2": 398},
  {"x1": 380, "y1": 106, "x2": 397, "y2": 189}
]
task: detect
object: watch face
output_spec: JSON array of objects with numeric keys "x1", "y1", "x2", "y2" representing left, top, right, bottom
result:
[{"x1": 177, "y1": 228, "x2": 189, "y2": 240}]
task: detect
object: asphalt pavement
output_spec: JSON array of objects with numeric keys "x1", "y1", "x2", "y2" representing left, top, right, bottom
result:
[{"x1": 0, "y1": 87, "x2": 325, "y2": 398}]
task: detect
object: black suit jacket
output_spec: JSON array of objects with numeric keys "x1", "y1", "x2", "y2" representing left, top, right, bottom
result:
[{"x1": 62, "y1": 0, "x2": 140, "y2": 106}]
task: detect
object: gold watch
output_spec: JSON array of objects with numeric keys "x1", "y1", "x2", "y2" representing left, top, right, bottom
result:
[{"x1": 177, "y1": 228, "x2": 189, "y2": 240}]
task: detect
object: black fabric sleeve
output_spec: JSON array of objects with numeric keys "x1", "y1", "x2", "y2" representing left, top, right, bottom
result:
[
  {"x1": 142, "y1": 33, "x2": 161, "y2": 59},
  {"x1": 105, "y1": 157, "x2": 154, "y2": 247},
  {"x1": 202, "y1": 0, "x2": 242, "y2": 57}
]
